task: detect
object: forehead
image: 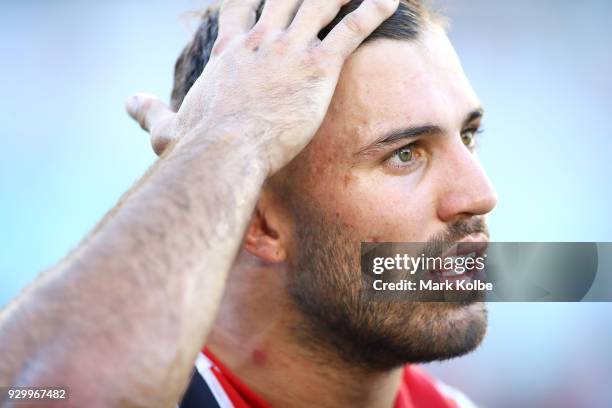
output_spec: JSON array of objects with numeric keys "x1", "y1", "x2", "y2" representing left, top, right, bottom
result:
[{"x1": 320, "y1": 25, "x2": 480, "y2": 146}]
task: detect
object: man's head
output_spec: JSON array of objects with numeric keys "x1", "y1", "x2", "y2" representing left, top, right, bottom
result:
[
  {"x1": 171, "y1": 0, "x2": 426, "y2": 111},
  {"x1": 174, "y1": 0, "x2": 497, "y2": 370}
]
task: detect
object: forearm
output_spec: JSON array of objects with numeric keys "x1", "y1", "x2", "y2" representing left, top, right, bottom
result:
[{"x1": 0, "y1": 127, "x2": 266, "y2": 406}]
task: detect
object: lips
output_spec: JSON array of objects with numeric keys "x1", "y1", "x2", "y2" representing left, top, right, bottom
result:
[
  {"x1": 429, "y1": 236, "x2": 489, "y2": 278},
  {"x1": 439, "y1": 235, "x2": 489, "y2": 259}
]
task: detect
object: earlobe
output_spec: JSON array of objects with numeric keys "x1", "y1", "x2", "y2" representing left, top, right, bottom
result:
[{"x1": 243, "y1": 206, "x2": 287, "y2": 263}]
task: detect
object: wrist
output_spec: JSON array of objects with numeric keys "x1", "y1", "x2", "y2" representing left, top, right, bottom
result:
[{"x1": 174, "y1": 124, "x2": 269, "y2": 176}]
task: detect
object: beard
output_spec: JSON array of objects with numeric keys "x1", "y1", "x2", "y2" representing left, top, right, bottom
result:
[{"x1": 286, "y1": 205, "x2": 489, "y2": 371}]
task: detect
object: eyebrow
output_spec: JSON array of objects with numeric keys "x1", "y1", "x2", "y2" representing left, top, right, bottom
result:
[{"x1": 354, "y1": 108, "x2": 484, "y2": 158}]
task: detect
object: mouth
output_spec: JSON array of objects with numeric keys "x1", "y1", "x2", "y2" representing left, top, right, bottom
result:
[{"x1": 428, "y1": 234, "x2": 489, "y2": 282}]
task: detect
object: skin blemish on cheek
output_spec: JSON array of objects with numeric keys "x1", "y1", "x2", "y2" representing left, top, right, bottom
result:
[
  {"x1": 344, "y1": 174, "x2": 353, "y2": 187},
  {"x1": 251, "y1": 349, "x2": 267, "y2": 366}
]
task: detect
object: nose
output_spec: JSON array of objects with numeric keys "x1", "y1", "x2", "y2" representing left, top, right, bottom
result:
[{"x1": 436, "y1": 142, "x2": 498, "y2": 223}]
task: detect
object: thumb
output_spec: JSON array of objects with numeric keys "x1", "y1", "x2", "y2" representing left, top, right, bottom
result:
[{"x1": 125, "y1": 93, "x2": 174, "y2": 133}]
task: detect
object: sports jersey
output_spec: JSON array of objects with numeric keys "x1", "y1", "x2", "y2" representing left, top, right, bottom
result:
[{"x1": 178, "y1": 348, "x2": 476, "y2": 408}]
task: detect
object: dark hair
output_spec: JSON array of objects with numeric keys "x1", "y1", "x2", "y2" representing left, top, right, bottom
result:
[{"x1": 171, "y1": 0, "x2": 428, "y2": 111}]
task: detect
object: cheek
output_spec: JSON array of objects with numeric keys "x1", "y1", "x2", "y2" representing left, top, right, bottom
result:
[
  {"x1": 311, "y1": 170, "x2": 438, "y2": 242},
  {"x1": 293, "y1": 128, "x2": 439, "y2": 242}
]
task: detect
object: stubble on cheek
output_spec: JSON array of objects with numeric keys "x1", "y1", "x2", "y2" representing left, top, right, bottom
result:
[{"x1": 286, "y1": 199, "x2": 488, "y2": 369}]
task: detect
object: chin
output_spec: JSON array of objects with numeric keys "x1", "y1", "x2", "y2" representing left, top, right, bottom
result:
[{"x1": 392, "y1": 301, "x2": 489, "y2": 365}]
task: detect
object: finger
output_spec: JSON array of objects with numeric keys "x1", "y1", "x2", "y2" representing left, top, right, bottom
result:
[
  {"x1": 151, "y1": 131, "x2": 177, "y2": 156},
  {"x1": 321, "y1": 0, "x2": 399, "y2": 59},
  {"x1": 218, "y1": 0, "x2": 261, "y2": 40},
  {"x1": 125, "y1": 93, "x2": 174, "y2": 133},
  {"x1": 256, "y1": 0, "x2": 303, "y2": 30},
  {"x1": 287, "y1": 0, "x2": 350, "y2": 42}
]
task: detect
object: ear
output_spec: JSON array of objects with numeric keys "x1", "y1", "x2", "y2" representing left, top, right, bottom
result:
[{"x1": 243, "y1": 191, "x2": 288, "y2": 264}]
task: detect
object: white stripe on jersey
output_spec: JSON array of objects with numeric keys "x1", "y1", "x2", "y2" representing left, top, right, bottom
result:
[
  {"x1": 435, "y1": 380, "x2": 479, "y2": 408},
  {"x1": 195, "y1": 352, "x2": 235, "y2": 408}
]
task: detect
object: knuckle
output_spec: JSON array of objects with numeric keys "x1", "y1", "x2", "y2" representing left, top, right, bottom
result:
[
  {"x1": 150, "y1": 118, "x2": 176, "y2": 153},
  {"x1": 272, "y1": 33, "x2": 292, "y2": 54},
  {"x1": 152, "y1": 137, "x2": 169, "y2": 156},
  {"x1": 369, "y1": 0, "x2": 399, "y2": 15},
  {"x1": 244, "y1": 26, "x2": 267, "y2": 50},
  {"x1": 151, "y1": 128, "x2": 172, "y2": 155},
  {"x1": 343, "y1": 14, "x2": 367, "y2": 36}
]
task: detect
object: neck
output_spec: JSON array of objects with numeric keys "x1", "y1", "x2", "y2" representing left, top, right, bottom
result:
[{"x1": 206, "y1": 252, "x2": 404, "y2": 408}]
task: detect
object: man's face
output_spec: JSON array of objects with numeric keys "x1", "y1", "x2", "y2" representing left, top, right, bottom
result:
[{"x1": 277, "y1": 24, "x2": 498, "y2": 368}]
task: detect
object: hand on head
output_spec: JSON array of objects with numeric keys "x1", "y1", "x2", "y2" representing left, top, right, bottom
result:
[{"x1": 126, "y1": 0, "x2": 400, "y2": 174}]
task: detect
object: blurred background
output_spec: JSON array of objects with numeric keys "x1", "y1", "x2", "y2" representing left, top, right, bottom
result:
[{"x1": 1, "y1": 0, "x2": 611, "y2": 406}]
